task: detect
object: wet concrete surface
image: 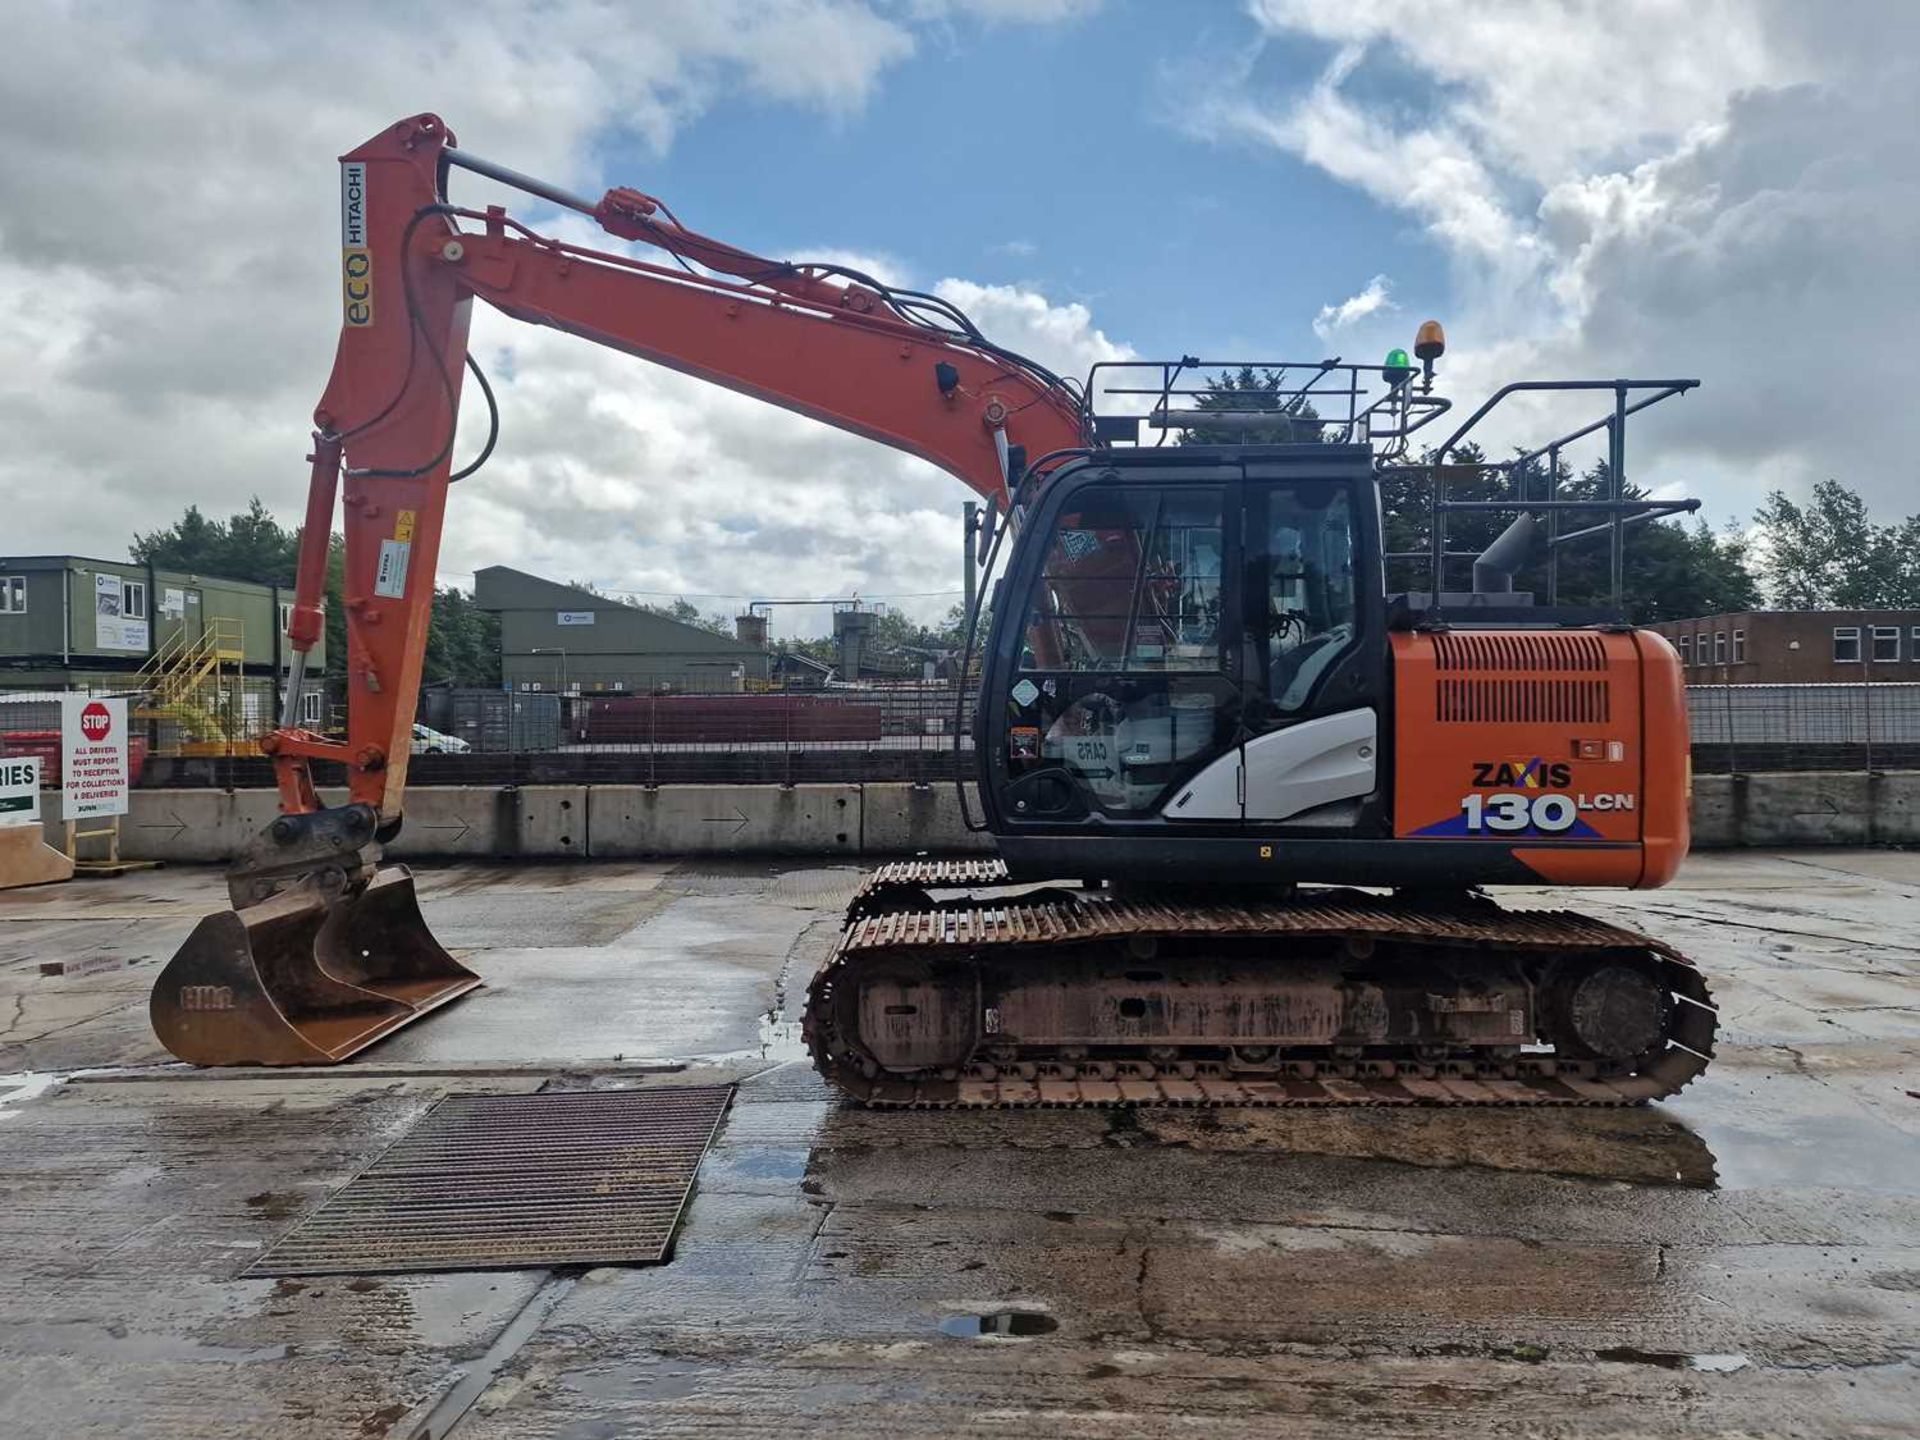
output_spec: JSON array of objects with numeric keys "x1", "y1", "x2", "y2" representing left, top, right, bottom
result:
[{"x1": 0, "y1": 849, "x2": 1915, "y2": 1436}]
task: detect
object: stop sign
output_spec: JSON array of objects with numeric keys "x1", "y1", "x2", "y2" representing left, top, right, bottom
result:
[{"x1": 80, "y1": 701, "x2": 112, "y2": 742}]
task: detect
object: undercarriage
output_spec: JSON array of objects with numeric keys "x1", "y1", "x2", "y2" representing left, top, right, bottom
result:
[{"x1": 803, "y1": 860, "x2": 1716, "y2": 1107}]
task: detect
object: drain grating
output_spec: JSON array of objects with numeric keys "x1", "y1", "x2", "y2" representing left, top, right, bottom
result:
[{"x1": 245, "y1": 1084, "x2": 733, "y2": 1277}]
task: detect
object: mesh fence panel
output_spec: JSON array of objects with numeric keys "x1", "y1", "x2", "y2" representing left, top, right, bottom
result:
[{"x1": 14, "y1": 677, "x2": 1914, "y2": 789}]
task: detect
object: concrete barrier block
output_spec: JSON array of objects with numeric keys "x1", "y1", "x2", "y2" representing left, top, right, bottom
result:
[
  {"x1": 589, "y1": 784, "x2": 860, "y2": 857},
  {"x1": 1730, "y1": 772, "x2": 1872, "y2": 847},
  {"x1": 1688, "y1": 776, "x2": 1736, "y2": 849},
  {"x1": 1869, "y1": 772, "x2": 1920, "y2": 845},
  {"x1": 47, "y1": 789, "x2": 283, "y2": 863},
  {"x1": 860, "y1": 783, "x2": 995, "y2": 855},
  {"x1": 348, "y1": 786, "x2": 588, "y2": 860}
]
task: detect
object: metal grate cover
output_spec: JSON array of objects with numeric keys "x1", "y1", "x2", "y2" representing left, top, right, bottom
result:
[{"x1": 246, "y1": 1085, "x2": 734, "y2": 1277}]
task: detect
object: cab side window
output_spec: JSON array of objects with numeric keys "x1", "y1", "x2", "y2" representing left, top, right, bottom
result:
[{"x1": 1260, "y1": 484, "x2": 1357, "y2": 713}]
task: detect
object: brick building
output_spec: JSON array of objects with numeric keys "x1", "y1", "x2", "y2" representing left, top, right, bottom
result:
[{"x1": 1648, "y1": 610, "x2": 1920, "y2": 684}]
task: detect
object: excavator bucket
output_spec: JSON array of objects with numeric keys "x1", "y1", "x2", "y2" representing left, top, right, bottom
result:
[{"x1": 151, "y1": 865, "x2": 480, "y2": 1066}]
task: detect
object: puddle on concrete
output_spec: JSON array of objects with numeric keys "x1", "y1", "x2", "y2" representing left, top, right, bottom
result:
[
  {"x1": 940, "y1": 1310, "x2": 1059, "y2": 1339},
  {"x1": 1665, "y1": 1086, "x2": 1920, "y2": 1194},
  {"x1": 721, "y1": 1147, "x2": 811, "y2": 1182},
  {"x1": 690, "y1": 1015, "x2": 810, "y2": 1069},
  {"x1": 1597, "y1": 1346, "x2": 1751, "y2": 1373}
]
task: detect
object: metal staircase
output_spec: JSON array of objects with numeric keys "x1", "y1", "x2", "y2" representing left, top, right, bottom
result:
[{"x1": 135, "y1": 618, "x2": 249, "y2": 755}]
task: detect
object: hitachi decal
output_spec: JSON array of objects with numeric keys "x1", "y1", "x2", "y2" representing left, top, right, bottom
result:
[
  {"x1": 341, "y1": 161, "x2": 371, "y2": 326},
  {"x1": 340, "y1": 162, "x2": 367, "y2": 246}
]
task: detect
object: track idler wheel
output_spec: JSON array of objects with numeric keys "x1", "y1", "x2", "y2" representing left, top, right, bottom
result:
[
  {"x1": 1555, "y1": 961, "x2": 1670, "y2": 1062},
  {"x1": 151, "y1": 865, "x2": 480, "y2": 1066}
]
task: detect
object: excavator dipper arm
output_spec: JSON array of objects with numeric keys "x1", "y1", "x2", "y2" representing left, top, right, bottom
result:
[{"x1": 151, "y1": 113, "x2": 1086, "y2": 1066}]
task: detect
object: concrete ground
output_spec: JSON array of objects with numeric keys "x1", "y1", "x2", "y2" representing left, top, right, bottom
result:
[{"x1": 0, "y1": 850, "x2": 1915, "y2": 1438}]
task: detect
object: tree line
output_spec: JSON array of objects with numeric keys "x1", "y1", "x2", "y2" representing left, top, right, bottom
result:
[
  {"x1": 127, "y1": 429, "x2": 1917, "y2": 692},
  {"x1": 130, "y1": 499, "x2": 500, "y2": 687},
  {"x1": 1181, "y1": 368, "x2": 1919, "y2": 620}
]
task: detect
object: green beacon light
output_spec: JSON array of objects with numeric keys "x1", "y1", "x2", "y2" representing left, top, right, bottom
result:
[{"x1": 1383, "y1": 347, "x2": 1414, "y2": 386}]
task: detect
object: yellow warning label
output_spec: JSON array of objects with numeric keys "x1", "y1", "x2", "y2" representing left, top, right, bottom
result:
[{"x1": 394, "y1": 510, "x2": 416, "y2": 542}]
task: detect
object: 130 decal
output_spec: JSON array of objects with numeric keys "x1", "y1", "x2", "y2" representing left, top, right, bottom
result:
[{"x1": 1458, "y1": 790, "x2": 1636, "y2": 832}]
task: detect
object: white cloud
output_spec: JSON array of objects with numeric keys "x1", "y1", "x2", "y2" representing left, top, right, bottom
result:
[
  {"x1": 1313, "y1": 273, "x2": 1395, "y2": 341},
  {"x1": 1220, "y1": 1, "x2": 1918, "y2": 519},
  {"x1": 0, "y1": 0, "x2": 1103, "y2": 637}
]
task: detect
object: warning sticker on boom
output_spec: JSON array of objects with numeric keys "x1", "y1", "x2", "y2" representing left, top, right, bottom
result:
[{"x1": 374, "y1": 538, "x2": 410, "y2": 598}]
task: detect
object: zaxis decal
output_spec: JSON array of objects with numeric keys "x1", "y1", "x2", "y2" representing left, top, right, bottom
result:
[{"x1": 1471, "y1": 757, "x2": 1569, "y2": 788}]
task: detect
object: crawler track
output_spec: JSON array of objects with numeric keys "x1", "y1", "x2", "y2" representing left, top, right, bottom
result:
[{"x1": 803, "y1": 860, "x2": 1716, "y2": 1108}]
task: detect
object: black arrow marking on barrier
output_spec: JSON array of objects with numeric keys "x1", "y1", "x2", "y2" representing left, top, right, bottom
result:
[
  {"x1": 137, "y1": 809, "x2": 188, "y2": 841},
  {"x1": 701, "y1": 807, "x2": 750, "y2": 834},
  {"x1": 415, "y1": 820, "x2": 473, "y2": 845}
]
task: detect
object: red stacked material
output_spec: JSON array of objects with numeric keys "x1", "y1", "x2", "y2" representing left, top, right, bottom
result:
[
  {"x1": 0, "y1": 730, "x2": 150, "y2": 787},
  {"x1": 581, "y1": 695, "x2": 881, "y2": 744}
]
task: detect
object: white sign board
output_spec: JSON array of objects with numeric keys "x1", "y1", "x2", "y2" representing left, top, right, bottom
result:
[
  {"x1": 0, "y1": 755, "x2": 40, "y2": 828},
  {"x1": 94, "y1": 573, "x2": 149, "y2": 652},
  {"x1": 62, "y1": 696, "x2": 129, "y2": 820},
  {"x1": 556, "y1": 610, "x2": 596, "y2": 626},
  {"x1": 161, "y1": 586, "x2": 186, "y2": 618}
]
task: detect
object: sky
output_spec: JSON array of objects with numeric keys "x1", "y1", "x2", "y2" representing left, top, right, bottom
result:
[{"x1": 3, "y1": 0, "x2": 1914, "y2": 639}]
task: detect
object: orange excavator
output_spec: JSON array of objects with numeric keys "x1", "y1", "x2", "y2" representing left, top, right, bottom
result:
[{"x1": 153, "y1": 114, "x2": 1716, "y2": 1106}]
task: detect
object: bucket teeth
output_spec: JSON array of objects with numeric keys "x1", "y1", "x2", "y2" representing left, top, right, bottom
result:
[{"x1": 150, "y1": 864, "x2": 480, "y2": 1066}]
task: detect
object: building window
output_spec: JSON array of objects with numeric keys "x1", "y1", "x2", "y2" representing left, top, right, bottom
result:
[
  {"x1": 1713, "y1": 632, "x2": 1727, "y2": 664},
  {"x1": 1677, "y1": 635, "x2": 1691, "y2": 664},
  {"x1": 279, "y1": 601, "x2": 293, "y2": 635},
  {"x1": 1871, "y1": 626, "x2": 1900, "y2": 662},
  {"x1": 1911, "y1": 626, "x2": 1920, "y2": 660},
  {"x1": 1833, "y1": 627, "x2": 1861, "y2": 663},
  {"x1": 1731, "y1": 629, "x2": 1746, "y2": 663},
  {"x1": 0, "y1": 576, "x2": 24, "y2": 613},
  {"x1": 122, "y1": 579, "x2": 148, "y2": 620},
  {"x1": 301, "y1": 690, "x2": 323, "y2": 724},
  {"x1": 612, "y1": 680, "x2": 626, "y2": 691}
]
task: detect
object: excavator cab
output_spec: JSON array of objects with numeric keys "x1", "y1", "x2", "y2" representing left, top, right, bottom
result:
[{"x1": 980, "y1": 445, "x2": 1392, "y2": 883}]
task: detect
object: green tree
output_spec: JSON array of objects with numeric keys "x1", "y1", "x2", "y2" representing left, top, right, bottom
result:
[
  {"x1": 133, "y1": 497, "x2": 298, "y2": 584},
  {"x1": 1379, "y1": 450, "x2": 1759, "y2": 622},
  {"x1": 639, "y1": 597, "x2": 734, "y2": 638},
  {"x1": 132, "y1": 500, "x2": 495, "y2": 684},
  {"x1": 1177, "y1": 367, "x2": 1330, "y2": 446},
  {"x1": 132, "y1": 497, "x2": 347, "y2": 671},
  {"x1": 1752, "y1": 479, "x2": 1920, "y2": 608},
  {"x1": 422, "y1": 586, "x2": 501, "y2": 687}
]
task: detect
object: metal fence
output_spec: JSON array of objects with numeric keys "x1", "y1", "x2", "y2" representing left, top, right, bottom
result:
[
  {"x1": 1686, "y1": 682, "x2": 1920, "y2": 774},
  {"x1": 134, "y1": 680, "x2": 982, "y2": 789},
  {"x1": 17, "y1": 677, "x2": 1913, "y2": 791}
]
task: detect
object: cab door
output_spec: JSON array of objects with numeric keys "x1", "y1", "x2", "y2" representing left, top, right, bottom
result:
[
  {"x1": 1163, "y1": 455, "x2": 1385, "y2": 825},
  {"x1": 1239, "y1": 461, "x2": 1385, "y2": 822}
]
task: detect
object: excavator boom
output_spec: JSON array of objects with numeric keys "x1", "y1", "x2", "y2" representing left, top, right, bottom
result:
[{"x1": 152, "y1": 113, "x2": 1083, "y2": 1065}]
